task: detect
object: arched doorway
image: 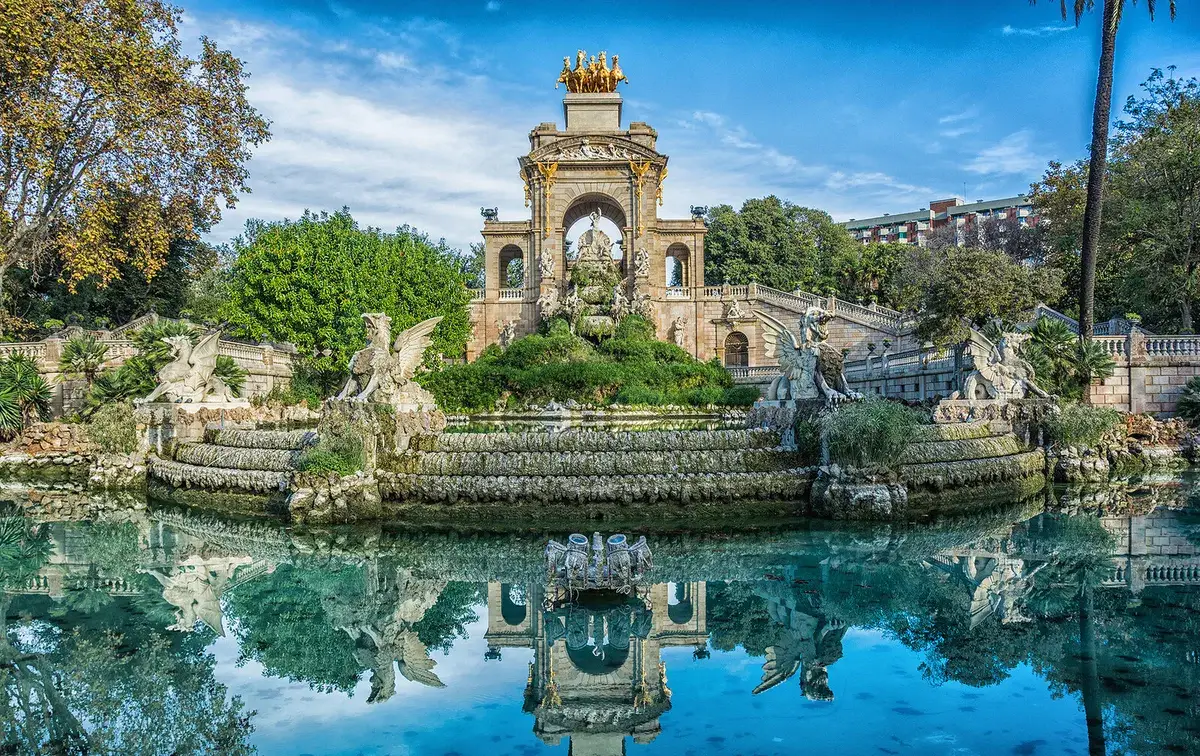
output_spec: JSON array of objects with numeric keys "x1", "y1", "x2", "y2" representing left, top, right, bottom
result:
[{"x1": 724, "y1": 331, "x2": 749, "y2": 368}]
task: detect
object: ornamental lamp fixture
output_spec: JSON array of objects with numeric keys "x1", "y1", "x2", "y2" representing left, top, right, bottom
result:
[
  {"x1": 689, "y1": 205, "x2": 708, "y2": 220},
  {"x1": 480, "y1": 207, "x2": 499, "y2": 221}
]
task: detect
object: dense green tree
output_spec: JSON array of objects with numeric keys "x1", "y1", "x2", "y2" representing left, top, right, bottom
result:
[
  {"x1": 1109, "y1": 69, "x2": 1200, "y2": 331},
  {"x1": 1030, "y1": 0, "x2": 1177, "y2": 339},
  {"x1": 703, "y1": 197, "x2": 857, "y2": 290},
  {"x1": 822, "y1": 241, "x2": 909, "y2": 307},
  {"x1": 221, "y1": 210, "x2": 471, "y2": 385},
  {"x1": 900, "y1": 247, "x2": 1065, "y2": 345},
  {"x1": 0, "y1": 0, "x2": 269, "y2": 335}
]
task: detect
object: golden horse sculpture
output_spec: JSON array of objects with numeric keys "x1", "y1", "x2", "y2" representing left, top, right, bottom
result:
[{"x1": 556, "y1": 50, "x2": 627, "y2": 93}]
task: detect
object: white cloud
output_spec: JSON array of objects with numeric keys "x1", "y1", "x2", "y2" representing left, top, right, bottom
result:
[
  {"x1": 1001, "y1": 24, "x2": 1075, "y2": 37},
  {"x1": 938, "y1": 108, "x2": 978, "y2": 125},
  {"x1": 374, "y1": 51, "x2": 414, "y2": 70},
  {"x1": 485, "y1": 0, "x2": 502, "y2": 10},
  {"x1": 966, "y1": 130, "x2": 1044, "y2": 175}
]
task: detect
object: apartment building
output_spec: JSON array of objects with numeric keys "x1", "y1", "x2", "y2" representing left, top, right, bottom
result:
[{"x1": 842, "y1": 196, "x2": 1040, "y2": 246}]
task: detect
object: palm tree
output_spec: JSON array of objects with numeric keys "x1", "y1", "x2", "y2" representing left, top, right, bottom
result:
[
  {"x1": 1032, "y1": 0, "x2": 1176, "y2": 340},
  {"x1": 58, "y1": 333, "x2": 109, "y2": 386}
]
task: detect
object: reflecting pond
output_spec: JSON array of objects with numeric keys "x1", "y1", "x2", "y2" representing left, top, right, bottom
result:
[{"x1": 4, "y1": 478, "x2": 1200, "y2": 755}]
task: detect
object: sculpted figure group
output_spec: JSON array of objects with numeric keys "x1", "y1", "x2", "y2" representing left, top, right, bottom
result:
[
  {"x1": 756, "y1": 306, "x2": 862, "y2": 406},
  {"x1": 556, "y1": 50, "x2": 628, "y2": 93}
]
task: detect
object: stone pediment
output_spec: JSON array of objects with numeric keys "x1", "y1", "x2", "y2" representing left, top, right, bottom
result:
[{"x1": 528, "y1": 136, "x2": 661, "y2": 164}]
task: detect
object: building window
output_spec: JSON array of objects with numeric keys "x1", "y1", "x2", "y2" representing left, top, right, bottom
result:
[{"x1": 724, "y1": 332, "x2": 749, "y2": 368}]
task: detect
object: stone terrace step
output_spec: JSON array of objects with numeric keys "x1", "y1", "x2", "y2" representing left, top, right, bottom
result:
[
  {"x1": 174, "y1": 443, "x2": 300, "y2": 473},
  {"x1": 425, "y1": 428, "x2": 781, "y2": 454},
  {"x1": 899, "y1": 449, "x2": 1045, "y2": 491},
  {"x1": 205, "y1": 428, "x2": 317, "y2": 451},
  {"x1": 899, "y1": 435, "x2": 1024, "y2": 466},
  {"x1": 149, "y1": 458, "x2": 290, "y2": 494},
  {"x1": 378, "y1": 468, "x2": 812, "y2": 504},
  {"x1": 391, "y1": 448, "x2": 805, "y2": 477},
  {"x1": 909, "y1": 421, "x2": 999, "y2": 443}
]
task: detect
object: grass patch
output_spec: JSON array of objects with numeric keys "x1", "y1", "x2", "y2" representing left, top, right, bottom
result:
[
  {"x1": 86, "y1": 401, "x2": 138, "y2": 454},
  {"x1": 820, "y1": 396, "x2": 921, "y2": 468},
  {"x1": 1044, "y1": 403, "x2": 1122, "y2": 447}
]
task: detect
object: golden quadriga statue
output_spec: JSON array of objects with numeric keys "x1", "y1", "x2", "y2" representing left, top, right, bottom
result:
[{"x1": 556, "y1": 50, "x2": 628, "y2": 93}]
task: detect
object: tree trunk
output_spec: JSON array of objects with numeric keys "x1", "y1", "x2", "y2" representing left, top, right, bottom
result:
[
  {"x1": 1078, "y1": 0, "x2": 1121, "y2": 341},
  {"x1": 1079, "y1": 584, "x2": 1106, "y2": 755},
  {"x1": 1182, "y1": 297, "x2": 1193, "y2": 333},
  {"x1": 0, "y1": 261, "x2": 9, "y2": 339}
]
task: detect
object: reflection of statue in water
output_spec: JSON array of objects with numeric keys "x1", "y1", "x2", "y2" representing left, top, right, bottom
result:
[
  {"x1": 752, "y1": 596, "x2": 848, "y2": 701},
  {"x1": 143, "y1": 555, "x2": 256, "y2": 634},
  {"x1": 341, "y1": 569, "x2": 449, "y2": 703},
  {"x1": 956, "y1": 330, "x2": 1049, "y2": 403}
]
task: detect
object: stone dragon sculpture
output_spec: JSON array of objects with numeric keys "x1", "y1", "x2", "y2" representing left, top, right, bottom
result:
[
  {"x1": 141, "y1": 330, "x2": 241, "y2": 404},
  {"x1": 955, "y1": 329, "x2": 1049, "y2": 403},
  {"x1": 336, "y1": 313, "x2": 442, "y2": 408},
  {"x1": 755, "y1": 307, "x2": 862, "y2": 405}
]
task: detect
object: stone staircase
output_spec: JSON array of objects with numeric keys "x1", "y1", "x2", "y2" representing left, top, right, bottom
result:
[{"x1": 148, "y1": 427, "x2": 317, "y2": 494}]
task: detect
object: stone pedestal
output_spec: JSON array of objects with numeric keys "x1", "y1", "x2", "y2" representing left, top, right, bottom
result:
[
  {"x1": 563, "y1": 92, "x2": 622, "y2": 132},
  {"x1": 136, "y1": 401, "x2": 253, "y2": 458},
  {"x1": 319, "y1": 400, "x2": 447, "y2": 469}
]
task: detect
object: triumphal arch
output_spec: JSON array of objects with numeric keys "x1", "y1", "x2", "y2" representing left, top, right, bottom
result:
[{"x1": 468, "y1": 53, "x2": 913, "y2": 372}]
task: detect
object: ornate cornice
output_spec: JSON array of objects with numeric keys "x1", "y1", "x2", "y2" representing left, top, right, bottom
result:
[{"x1": 526, "y1": 135, "x2": 662, "y2": 165}]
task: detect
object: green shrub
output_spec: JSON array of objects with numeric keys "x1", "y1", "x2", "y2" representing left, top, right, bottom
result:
[
  {"x1": 1044, "y1": 403, "x2": 1123, "y2": 447},
  {"x1": 615, "y1": 384, "x2": 666, "y2": 406},
  {"x1": 42, "y1": 319, "x2": 65, "y2": 332},
  {"x1": 0, "y1": 354, "x2": 52, "y2": 439},
  {"x1": 416, "y1": 314, "x2": 739, "y2": 411},
  {"x1": 721, "y1": 386, "x2": 761, "y2": 406},
  {"x1": 820, "y1": 396, "x2": 920, "y2": 468},
  {"x1": 86, "y1": 401, "x2": 138, "y2": 454},
  {"x1": 1177, "y1": 376, "x2": 1200, "y2": 425}
]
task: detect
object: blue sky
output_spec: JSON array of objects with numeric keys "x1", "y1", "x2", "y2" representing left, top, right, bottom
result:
[{"x1": 181, "y1": 0, "x2": 1200, "y2": 251}]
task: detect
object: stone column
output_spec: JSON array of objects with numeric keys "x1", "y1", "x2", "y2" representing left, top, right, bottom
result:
[{"x1": 1128, "y1": 327, "x2": 1148, "y2": 414}]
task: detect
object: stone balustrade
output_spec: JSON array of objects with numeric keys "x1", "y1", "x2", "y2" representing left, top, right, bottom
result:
[
  {"x1": 0, "y1": 319, "x2": 296, "y2": 415},
  {"x1": 1088, "y1": 329, "x2": 1200, "y2": 415}
]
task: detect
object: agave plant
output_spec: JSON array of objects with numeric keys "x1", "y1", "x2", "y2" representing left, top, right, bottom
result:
[
  {"x1": 59, "y1": 333, "x2": 109, "y2": 384},
  {"x1": 0, "y1": 354, "x2": 52, "y2": 437}
]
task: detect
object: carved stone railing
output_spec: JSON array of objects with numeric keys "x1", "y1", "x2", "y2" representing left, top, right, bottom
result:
[
  {"x1": 498, "y1": 288, "x2": 524, "y2": 300},
  {"x1": 0, "y1": 342, "x2": 48, "y2": 361},
  {"x1": 726, "y1": 365, "x2": 778, "y2": 383},
  {"x1": 1094, "y1": 336, "x2": 1128, "y2": 361},
  {"x1": 665, "y1": 287, "x2": 690, "y2": 299},
  {"x1": 1145, "y1": 336, "x2": 1200, "y2": 358},
  {"x1": 469, "y1": 288, "x2": 486, "y2": 300}
]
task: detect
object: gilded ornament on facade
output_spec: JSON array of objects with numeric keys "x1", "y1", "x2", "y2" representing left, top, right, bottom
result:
[
  {"x1": 556, "y1": 50, "x2": 628, "y2": 93},
  {"x1": 657, "y1": 166, "x2": 668, "y2": 206},
  {"x1": 535, "y1": 161, "x2": 559, "y2": 237},
  {"x1": 629, "y1": 160, "x2": 653, "y2": 235}
]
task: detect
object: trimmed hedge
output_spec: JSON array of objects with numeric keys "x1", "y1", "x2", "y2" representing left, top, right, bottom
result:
[{"x1": 417, "y1": 316, "x2": 755, "y2": 412}]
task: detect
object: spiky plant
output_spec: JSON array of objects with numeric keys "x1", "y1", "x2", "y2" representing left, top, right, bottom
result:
[
  {"x1": 0, "y1": 354, "x2": 52, "y2": 437},
  {"x1": 214, "y1": 355, "x2": 247, "y2": 397},
  {"x1": 59, "y1": 333, "x2": 109, "y2": 384}
]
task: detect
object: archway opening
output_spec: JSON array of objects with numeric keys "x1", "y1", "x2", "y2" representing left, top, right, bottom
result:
[
  {"x1": 499, "y1": 245, "x2": 524, "y2": 289},
  {"x1": 562, "y1": 195, "x2": 627, "y2": 266},
  {"x1": 725, "y1": 331, "x2": 749, "y2": 368},
  {"x1": 667, "y1": 582, "x2": 694, "y2": 625},
  {"x1": 665, "y1": 243, "x2": 690, "y2": 288},
  {"x1": 500, "y1": 584, "x2": 527, "y2": 626}
]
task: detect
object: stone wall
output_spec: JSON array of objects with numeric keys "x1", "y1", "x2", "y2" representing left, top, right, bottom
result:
[{"x1": 1086, "y1": 331, "x2": 1200, "y2": 415}]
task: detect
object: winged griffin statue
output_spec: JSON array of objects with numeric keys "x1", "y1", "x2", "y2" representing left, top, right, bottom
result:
[
  {"x1": 756, "y1": 307, "x2": 862, "y2": 405},
  {"x1": 141, "y1": 331, "x2": 242, "y2": 404},
  {"x1": 954, "y1": 329, "x2": 1049, "y2": 403},
  {"x1": 336, "y1": 313, "x2": 442, "y2": 408}
]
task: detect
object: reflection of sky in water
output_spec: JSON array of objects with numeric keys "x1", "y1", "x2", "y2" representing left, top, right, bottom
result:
[{"x1": 213, "y1": 614, "x2": 1087, "y2": 756}]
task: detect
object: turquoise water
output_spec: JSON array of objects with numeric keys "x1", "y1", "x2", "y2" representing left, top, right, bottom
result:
[{"x1": 3, "y1": 488, "x2": 1200, "y2": 755}]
